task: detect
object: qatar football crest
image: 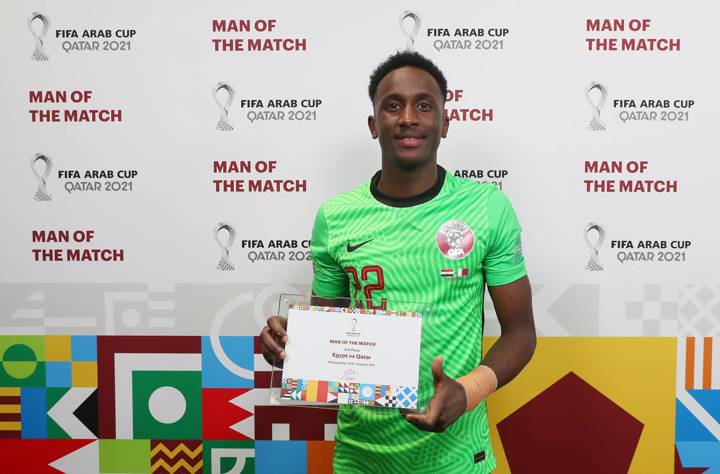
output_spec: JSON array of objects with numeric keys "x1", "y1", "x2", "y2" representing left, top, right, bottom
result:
[{"x1": 436, "y1": 220, "x2": 474, "y2": 259}]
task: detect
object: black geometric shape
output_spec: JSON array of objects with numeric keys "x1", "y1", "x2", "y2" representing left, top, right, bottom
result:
[{"x1": 72, "y1": 388, "x2": 98, "y2": 438}]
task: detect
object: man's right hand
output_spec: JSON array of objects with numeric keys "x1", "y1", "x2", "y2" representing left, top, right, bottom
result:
[{"x1": 260, "y1": 316, "x2": 288, "y2": 368}]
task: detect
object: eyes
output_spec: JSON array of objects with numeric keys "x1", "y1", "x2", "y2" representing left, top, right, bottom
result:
[{"x1": 384, "y1": 100, "x2": 434, "y2": 112}]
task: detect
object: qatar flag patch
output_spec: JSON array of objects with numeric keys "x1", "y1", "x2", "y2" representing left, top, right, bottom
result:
[{"x1": 440, "y1": 268, "x2": 469, "y2": 278}]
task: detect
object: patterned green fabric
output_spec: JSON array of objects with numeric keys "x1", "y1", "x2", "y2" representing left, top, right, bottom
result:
[{"x1": 311, "y1": 168, "x2": 526, "y2": 473}]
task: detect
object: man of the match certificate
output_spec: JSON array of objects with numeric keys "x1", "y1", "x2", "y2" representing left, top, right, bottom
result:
[{"x1": 278, "y1": 305, "x2": 423, "y2": 409}]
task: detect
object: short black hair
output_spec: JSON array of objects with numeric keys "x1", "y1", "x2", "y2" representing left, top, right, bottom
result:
[{"x1": 368, "y1": 51, "x2": 447, "y2": 103}]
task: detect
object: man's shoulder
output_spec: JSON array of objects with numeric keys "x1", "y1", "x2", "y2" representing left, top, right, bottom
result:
[
  {"x1": 444, "y1": 172, "x2": 500, "y2": 203},
  {"x1": 318, "y1": 181, "x2": 371, "y2": 214}
]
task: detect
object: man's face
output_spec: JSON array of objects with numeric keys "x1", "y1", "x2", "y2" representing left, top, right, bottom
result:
[{"x1": 368, "y1": 67, "x2": 449, "y2": 170}]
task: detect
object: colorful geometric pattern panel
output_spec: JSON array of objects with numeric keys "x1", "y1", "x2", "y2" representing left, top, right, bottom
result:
[
  {"x1": 675, "y1": 336, "x2": 720, "y2": 472},
  {"x1": 202, "y1": 388, "x2": 256, "y2": 440},
  {"x1": 485, "y1": 337, "x2": 675, "y2": 473},
  {"x1": 254, "y1": 406, "x2": 337, "y2": 441},
  {"x1": 97, "y1": 336, "x2": 201, "y2": 439},
  {"x1": 201, "y1": 336, "x2": 254, "y2": 389},
  {"x1": 203, "y1": 440, "x2": 255, "y2": 473},
  {"x1": 279, "y1": 378, "x2": 399, "y2": 407},
  {"x1": 0, "y1": 337, "x2": 45, "y2": 388},
  {"x1": 0, "y1": 334, "x2": 682, "y2": 472},
  {"x1": 151, "y1": 440, "x2": 202, "y2": 473},
  {"x1": 1, "y1": 388, "x2": 22, "y2": 439}
]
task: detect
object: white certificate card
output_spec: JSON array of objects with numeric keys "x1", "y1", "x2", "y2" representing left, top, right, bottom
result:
[{"x1": 279, "y1": 305, "x2": 423, "y2": 409}]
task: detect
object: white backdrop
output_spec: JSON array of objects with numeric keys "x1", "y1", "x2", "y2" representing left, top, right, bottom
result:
[{"x1": 1, "y1": 1, "x2": 718, "y2": 472}]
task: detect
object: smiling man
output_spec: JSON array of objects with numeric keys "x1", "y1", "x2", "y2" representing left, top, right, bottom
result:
[{"x1": 261, "y1": 51, "x2": 536, "y2": 473}]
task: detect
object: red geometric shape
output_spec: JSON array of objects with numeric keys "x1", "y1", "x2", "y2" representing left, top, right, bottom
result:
[
  {"x1": 307, "y1": 440, "x2": 335, "y2": 474},
  {"x1": 96, "y1": 336, "x2": 200, "y2": 439},
  {"x1": 497, "y1": 371, "x2": 644, "y2": 474},
  {"x1": 0, "y1": 394, "x2": 21, "y2": 439},
  {"x1": 254, "y1": 371, "x2": 273, "y2": 389},
  {"x1": 675, "y1": 446, "x2": 708, "y2": 474},
  {"x1": 254, "y1": 406, "x2": 337, "y2": 440},
  {"x1": 253, "y1": 336, "x2": 263, "y2": 354},
  {"x1": 317, "y1": 381, "x2": 328, "y2": 403},
  {"x1": 0, "y1": 439, "x2": 94, "y2": 474},
  {"x1": 202, "y1": 388, "x2": 253, "y2": 440},
  {"x1": 253, "y1": 336, "x2": 280, "y2": 389}
]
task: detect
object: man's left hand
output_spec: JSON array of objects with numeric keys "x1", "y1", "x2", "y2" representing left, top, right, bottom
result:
[{"x1": 404, "y1": 356, "x2": 467, "y2": 432}]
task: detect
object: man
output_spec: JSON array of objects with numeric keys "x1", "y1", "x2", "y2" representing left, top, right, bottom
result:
[{"x1": 261, "y1": 51, "x2": 536, "y2": 473}]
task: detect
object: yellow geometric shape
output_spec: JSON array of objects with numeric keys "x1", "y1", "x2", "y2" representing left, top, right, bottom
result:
[
  {"x1": 150, "y1": 458, "x2": 202, "y2": 474},
  {"x1": 306, "y1": 379, "x2": 318, "y2": 401},
  {"x1": 71, "y1": 361, "x2": 97, "y2": 387},
  {"x1": 0, "y1": 388, "x2": 20, "y2": 396},
  {"x1": 45, "y1": 336, "x2": 71, "y2": 361},
  {"x1": 150, "y1": 442, "x2": 202, "y2": 474},
  {"x1": 0, "y1": 422, "x2": 21, "y2": 431},
  {"x1": 150, "y1": 442, "x2": 202, "y2": 459},
  {"x1": 483, "y1": 337, "x2": 675, "y2": 474},
  {"x1": 0, "y1": 405, "x2": 21, "y2": 413}
]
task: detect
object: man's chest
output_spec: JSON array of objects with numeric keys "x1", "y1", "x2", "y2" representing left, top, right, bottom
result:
[{"x1": 330, "y1": 207, "x2": 489, "y2": 296}]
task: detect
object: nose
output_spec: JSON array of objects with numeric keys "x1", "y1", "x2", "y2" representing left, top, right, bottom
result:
[{"x1": 399, "y1": 104, "x2": 419, "y2": 126}]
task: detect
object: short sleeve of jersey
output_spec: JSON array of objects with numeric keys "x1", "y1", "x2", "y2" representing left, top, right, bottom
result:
[
  {"x1": 483, "y1": 188, "x2": 527, "y2": 286},
  {"x1": 310, "y1": 206, "x2": 349, "y2": 298}
]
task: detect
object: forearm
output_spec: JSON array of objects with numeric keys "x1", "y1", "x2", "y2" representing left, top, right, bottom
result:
[
  {"x1": 455, "y1": 326, "x2": 534, "y2": 412},
  {"x1": 481, "y1": 324, "x2": 536, "y2": 388}
]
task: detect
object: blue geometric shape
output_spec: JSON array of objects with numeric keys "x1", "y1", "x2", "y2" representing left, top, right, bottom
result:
[
  {"x1": 45, "y1": 361, "x2": 71, "y2": 387},
  {"x1": 255, "y1": 440, "x2": 307, "y2": 473},
  {"x1": 201, "y1": 336, "x2": 253, "y2": 388},
  {"x1": 396, "y1": 385, "x2": 419, "y2": 409},
  {"x1": 677, "y1": 398, "x2": 717, "y2": 442},
  {"x1": 689, "y1": 390, "x2": 720, "y2": 425},
  {"x1": 358, "y1": 384, "x2": 374, "y2": 401},
  {"x1": 71, "y1": 336, "x2": 96, "y2": 361},
  {"x1": 676, "y1": 441, "x2": 720, "y2": 472},
  {"x1": 20, "y1": 387, "x2": 47, "y2": 438}
]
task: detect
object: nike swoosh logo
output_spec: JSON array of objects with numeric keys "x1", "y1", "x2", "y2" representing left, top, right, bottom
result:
[{"x1": 347, "y1": 239, "x2": 373, "y2": 253}]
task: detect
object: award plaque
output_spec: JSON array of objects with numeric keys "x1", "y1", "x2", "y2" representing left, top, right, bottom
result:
[{"x1": 269, "y1": 294, "x2": 434, "y2": 412}]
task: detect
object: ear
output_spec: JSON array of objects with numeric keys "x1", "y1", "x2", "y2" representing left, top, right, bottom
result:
[
  {"x1": 367, "y1": 115, "x2": 378, "y2": 139},
  {"x1": 441, "y1": 111, "x2": 450, "y2": 139}
]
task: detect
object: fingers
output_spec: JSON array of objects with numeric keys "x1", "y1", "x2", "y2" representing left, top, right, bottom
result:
[
  {"x1": 431, "y1": 355, "x2": 446, "y2": 385},
  {"x1": 267, "y1": 316, "x2": 288, "y2": 342},
  {"x1": 260, "y1": 316, "x2": 288, "y2": 368},
  {"x1": 404, "y1": 355, "x2": 453, "y2": 432},
  {"x1": 404, "y1": 397, "x2": 443, "y2": 432},
  {"x1": 259, "y1": 326, "x2": 285, "y2": 361}
]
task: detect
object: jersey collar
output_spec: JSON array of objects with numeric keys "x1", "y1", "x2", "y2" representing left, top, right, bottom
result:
[{"x1": 369, "y1": 165, "x2": 446, "y2": 208}]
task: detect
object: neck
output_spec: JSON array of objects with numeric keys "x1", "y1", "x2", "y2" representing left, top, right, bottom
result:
[{"x1": 376, "y1": 158, "x2": 438, "y2": 198}]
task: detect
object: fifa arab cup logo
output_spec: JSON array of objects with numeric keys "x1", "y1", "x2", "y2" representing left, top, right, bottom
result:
[
  {"x1": 398, "y1": 11, "x2": 422, "y2": 51},
  {"x1": 583, "y1": 223, "x2": 606, "y2": 271},
  {"x1": 585, "y1": 82, "x2": 608, "y2": 131},
  {"x1": 28, "y1": 12, "x2": 50, "y2": 61},
  {"x1": 436, "y1": 220, "x2": 475, "y2": 259},
  {"x1": 31, "y1": 153, "x2": 53, "y2": 201},
  {"x1": 213, "y1": 82, "x2": 235, "y2": 131},
  {"x1": 214, "y1": 222, "x2": 236, "y2": 271}
]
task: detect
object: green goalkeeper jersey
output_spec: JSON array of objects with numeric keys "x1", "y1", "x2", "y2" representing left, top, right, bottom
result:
[{"x1": 310, "y1": 166, "x2": 526, "y2": 473}]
